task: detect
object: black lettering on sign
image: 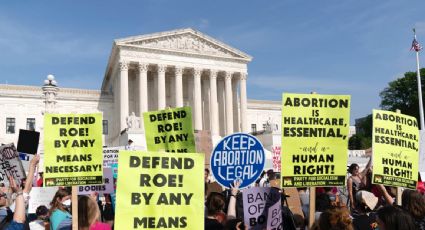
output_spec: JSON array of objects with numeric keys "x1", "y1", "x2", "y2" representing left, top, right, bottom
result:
[
  {"x1": 129, "y1": 156, "x2": 194, "y2": 169},
  {"x1": 133, "y1": 217, "x2": 187, "y2": 228}
]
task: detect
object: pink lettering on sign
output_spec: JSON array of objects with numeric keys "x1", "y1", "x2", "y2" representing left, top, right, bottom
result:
[{"x1": 272, "y1": 146, "x2": 281, "y2": 172}]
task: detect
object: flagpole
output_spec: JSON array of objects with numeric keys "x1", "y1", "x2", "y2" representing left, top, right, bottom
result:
[{"x1": 414, "y1": 29, "x2": 425, "y2": 130}]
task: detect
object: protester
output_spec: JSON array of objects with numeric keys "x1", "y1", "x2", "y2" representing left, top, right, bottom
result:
[
  {"x1": 376, "y1": 205, "x2": 416, "y2": 230},
  {"x1": 297, "y1": 187, "x2": 309, "y2": 221},
  {"x1": 351, "y1": 190, "x2": 378, "y2": 230},
  {"x1": 205, "y1": 192, "x2": 226, "y2": 230},
  {"x1": 376, "y1": 184, "x2": 395, "y2": 205},
  {"x1": 315, "y1": 192, "x2": 332, "y2": 221},
  {"x1": 49, "y1": 188, "x2": 72, "y2": 230},
  {"x1": 0, "y1": 184, "x2": 12, "y2": 224},
  {"x1": 318, "y1": 207, "x2": 353, "y2": 230},
  {"x1": 205, "y1": 168, "x2": 210, "y2": 183},
  {"x1": 29, "y1": 205, "x2": 49, "y2": 230},
  {"x1": 36, "y1": 172, "x2": 43, "y2": 187},
  {"x1": 224, "y1": 218, "x2": 246, "y2": 230},
  {"x1": 347, "y1": 156, "x2": 371, "y2": 209},
  {"x1": 0, "y1": 154, "x2": 40, "y2": 229},
  {"x1": 317, "y1": 187, "x2": 340, "y2": 207},
  {"x1": 125, "y1": 139, "x2": 134, "y2": 150},
  {"x1": 0, "y1": 175, "x2": 25, "y2": 230},
  {"x1": 255, "y1": 170, "x2": 266, "y2": 187},
  {"x1": 401, "y1": 189, "x2": 425, "y2": 229},
  {"x1": 226, "y1": 179, "x2": 240, "y2": 220},
  {"x1": 78, "y1": 195, "x2": 111, "y2": 230},
  {"x1": 100, "y1": 194, "x2": 114, "y2": 227}
]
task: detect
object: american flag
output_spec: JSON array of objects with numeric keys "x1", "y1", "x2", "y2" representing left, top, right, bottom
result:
[{"x1": 411, "y1": 38, "x2": 423, "y2": 52}]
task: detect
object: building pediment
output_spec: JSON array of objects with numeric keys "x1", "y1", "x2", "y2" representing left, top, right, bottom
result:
[{"x1": 115, "y1": 28, "x2": 252, "y2": 61}]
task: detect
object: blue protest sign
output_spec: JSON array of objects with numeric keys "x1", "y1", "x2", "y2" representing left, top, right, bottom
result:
[{"x1": 210, "y1": 133, "x2": 265, "y2": 189}]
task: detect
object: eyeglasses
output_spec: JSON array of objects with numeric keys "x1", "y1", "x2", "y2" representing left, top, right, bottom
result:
[{"x1": 0, "y1": 193, "x2": 7, "y2": 198}]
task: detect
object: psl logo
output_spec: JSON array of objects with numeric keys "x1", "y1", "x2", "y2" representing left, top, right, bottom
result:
[
  {"x1": 374, "y1": 175, "x2": 383, "y2": 183},
  {"x1": 283, "y1": 177, "x2": 293, "y2": 186}
]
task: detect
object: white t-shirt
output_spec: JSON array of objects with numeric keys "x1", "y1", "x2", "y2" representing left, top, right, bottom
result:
[{"x1": 29, "y1": 220, "x2": 45, "y2": 230}]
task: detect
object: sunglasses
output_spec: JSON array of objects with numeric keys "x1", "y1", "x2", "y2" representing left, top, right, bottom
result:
[{"x1": 0, "y1": 193, "x2": 7, "y2": 198}]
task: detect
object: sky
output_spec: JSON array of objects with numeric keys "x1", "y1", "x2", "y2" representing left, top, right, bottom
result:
[{"x1": 0, "y1": 1, "x2": 424, "y2": 124}]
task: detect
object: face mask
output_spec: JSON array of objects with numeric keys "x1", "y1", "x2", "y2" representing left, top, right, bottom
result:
[{"x1": 62, "y1": 199, "x2": 71, "y2": 207}]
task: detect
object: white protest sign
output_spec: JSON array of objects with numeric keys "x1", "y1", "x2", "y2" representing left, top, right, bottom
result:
[
  {"x1": 243, "y1": 187, "x2": 281, "y2": 230},
  {"x1": 78, "y1": 168, "x2": 114, "y2": 194},
  {"x1": 28, "y1": 187, "x2": 58, "y2": 213},
  {"x1": 0, "y1": 144, "x2": 26, "y2": 185},
  {"x1": 103, "y1": 147, "x2": 123, "y2": 168},
  {"x1": 267, "y1": 199, "x2": 282, "y2": 230}
]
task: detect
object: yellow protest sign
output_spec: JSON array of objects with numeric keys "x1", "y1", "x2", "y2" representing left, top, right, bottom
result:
[
  {"x1": 281, "y1": 93, "x2": 350, "y2": 187},
  {"x1": 44, "y1": 113, "x2": 103, "y2": 186},
  {"x1": 115, "y1": 151, "x2": 204, "y2": 229},
  {"x1": 372, "y1": 110, "x2": 419, "y2": 189},
  {"x1": 143, "y1": 107, "x2": 196, "y2": 153}
]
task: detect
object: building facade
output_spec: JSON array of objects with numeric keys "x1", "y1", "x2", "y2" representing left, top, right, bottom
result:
[{"x1": 0, "y1": 28, "x2": 282, "y2": 151}]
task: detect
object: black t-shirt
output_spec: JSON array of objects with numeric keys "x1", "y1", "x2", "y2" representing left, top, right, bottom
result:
[{"x1": 205, "y1": 218, "x2": 224, "y2": 230}]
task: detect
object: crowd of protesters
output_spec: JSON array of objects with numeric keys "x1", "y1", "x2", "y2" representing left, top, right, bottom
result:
[
  {"x1": 203, "y1": 155, "x2": 425, "y2": 230},
  {"x1": 0, "y1": 155, "x2": 114, "y2": 230},
  {"x1": 0, "y1": 153, "x2": 425, "y2": 229}
]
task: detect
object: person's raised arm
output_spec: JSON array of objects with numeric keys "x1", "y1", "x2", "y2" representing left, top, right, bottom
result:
[
  {"x1": 227, "y1": 179, "x2": 241, "y2": 219},
  {"x1": 377, "y1": 184, "x2": 394, "y2": 205},
  {"x1": 9, "y1": 175, "x2": 25, "y2": 223},
  {"x1": 23, "y1": 155, "x2": 40, "y2": 194}
]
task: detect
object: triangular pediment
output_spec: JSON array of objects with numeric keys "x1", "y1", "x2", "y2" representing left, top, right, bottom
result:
[{"x1": 115, "y1": 28, "x2": 252, "y2": 61}]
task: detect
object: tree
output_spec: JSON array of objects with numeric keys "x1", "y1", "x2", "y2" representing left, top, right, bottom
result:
[
  {"x1": 348, "y1": 134, "x2": 371, "y2": 150},
  {"x1": 350, "y1": 68, "x2": 425, "y2": 150},
  {"x1": 380, "y1": 68, "x2": 425, "y2": 122}
]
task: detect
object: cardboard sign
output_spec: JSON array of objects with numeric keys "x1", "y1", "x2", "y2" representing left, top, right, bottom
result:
[
  {"x1": 78, "y1": 168, "x2": 114, "y2": 195},
  {"x1": 44, "y1": 113, "x2": 103, "y2": 186},
  {"x1": 115, "y1": 151, "x2": 204, "y2": 229},
  {"x1": 281, "y1": 93, "x2": 350, "y2": 187},
  {"x1": 28, "y1": 187, "x2": 58, "y2": 213},
  {"x1": 267, "y1": 198, "x2": 282, "y2": 230},
  {"x1": 284, "y1": 187, "x2": 304, "y2": 219},
  {"x1": 210, "y1": 133, "x2": 265, "y2": 189},
  {"x1": 143, "y1": 107, "x2": 196, "y2": 153},
  {"x1": 372, "y1": 110, "x2": 419, "y2": 189},
  {"x1": 242, "y1": 187, "x2": 281, "y2": 230},
  {"x1": 17, "y1": 129, "x2": 40, "y2": 154},
  {"x1": 0, "y1": 144, "x2": 26, "y2": 185}
]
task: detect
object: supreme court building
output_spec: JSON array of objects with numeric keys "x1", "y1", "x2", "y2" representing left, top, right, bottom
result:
[{"x1": 0, "y1": 28, "x2": 282, "y2": 151}]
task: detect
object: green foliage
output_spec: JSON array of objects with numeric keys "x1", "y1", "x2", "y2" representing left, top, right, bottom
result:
[
  {"x1": 350, "y1": 68, "x2": 425, "y2": 150},
  {"x1": 348, "y1": 133, "x2": 371, "y2": 150},
  {"x1": 379, "y1": 68, "x2": 425, "y2": 122}
]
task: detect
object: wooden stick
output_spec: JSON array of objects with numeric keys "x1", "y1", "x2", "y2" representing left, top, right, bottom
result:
[
  {"x1": 308, "y1": 92, "x2": 317, "y2": 229},
  {"x1": 395, "y1": 109, "x2": 402, "y2": 205},
  {"x1": 308, "y1": 187, "x2": 316, "y2": 229},
  {"x1": 72, "y1": 186, "x2": 78, "y2": 230}
]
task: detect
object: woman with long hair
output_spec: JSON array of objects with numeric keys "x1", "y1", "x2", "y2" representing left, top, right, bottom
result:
[
  {"x1": 347, "y1": 157, "x2": 371, "y2": 209},
  {"x1": 401, "y1": 189, "x2": 425, "y2": 230},
  {"x1": 376, "y1": 205, "x2": 415, "y2": 230},
  {"x1": 49, "y1": 188, "x2": 71, "y2": 230},
  {"x1": 78, "y1": 195, "x2": 111, "y2": 230},
  {"x1": 319, "y1": 207, "x2": 354, "y2": 230}
]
